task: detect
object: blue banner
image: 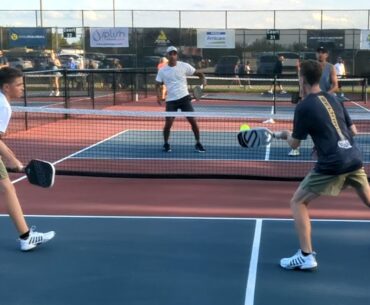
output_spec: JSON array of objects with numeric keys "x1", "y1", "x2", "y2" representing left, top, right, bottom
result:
[{"x1": 8, "y1": 28, "x2": 49, "y2": 48}]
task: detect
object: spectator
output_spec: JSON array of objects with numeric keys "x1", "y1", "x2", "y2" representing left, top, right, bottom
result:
[
  {"x1": 0, "y1": 50, "x2": 9, "y2": 69},
  {"x1": 49, "y1": 50, "x2": 62, "y2": 96},
  {"x1": 334, "y1": 57, "x2": 346, "y2": 97},
  {"x1": 268, "y1": 55, "x2": 286, "y2": 94}
]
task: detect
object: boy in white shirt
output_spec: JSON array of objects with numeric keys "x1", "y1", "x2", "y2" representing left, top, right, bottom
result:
[
  {"x1": 334, "y1": 57, "x2": 346, "y2": 97},
  {"x1": 0, "y1": 67, "x2": 55, "y2": 251},
  {"x1": 156, "y1": 46, "x2": 207, "y2": 153}
]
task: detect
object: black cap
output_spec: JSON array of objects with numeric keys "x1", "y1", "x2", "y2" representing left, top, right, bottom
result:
[{"x1": 316, "y1": 46, "x2": 328, "y2": 53}]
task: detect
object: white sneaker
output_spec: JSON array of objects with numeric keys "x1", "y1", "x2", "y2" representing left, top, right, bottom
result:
[
  {"x1": 280, "y1": 249, "x2": 318, "y2": 270},
  {"x1": 55, "y1": 91, "x2": 60, "y2": 97},
  {"x1": 268, "y1": 90, "x2": 273, "y2": 94},
  {"x1": 49, "y1": 91, "x2": 55, "y2": 96},
  {"x1": 281, "y1": 90, "x2": 287, "y2": 94},
  {"x1": 288, "y1": 149, "x2": 300, "y2": 156},
  {"x1": 19, "y1": 226, "x2": 56, "y2": 251}
]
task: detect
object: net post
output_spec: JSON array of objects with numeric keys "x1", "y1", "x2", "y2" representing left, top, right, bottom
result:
[
  {"x1": 113, "y1": 70, "x2": 116, "y2": 106},
  {"x1": 273, "y1": 75, "x2": 277, "y2": 114},
  {"x1": 134, "y1": 71, "x2": 139, "y2": 102},
  {"x1": 63, "y1": 68, "x2": 69, "y2": 109},
  {"x1": 23, "y1": 74, "x2": 28, "y2": 107},
  {"x1": 23, "y1": 74, "x2": 28, "y2": 130},
  {"x1": 130, "y1": 71, "x2": 134, "y2": 102},
  {"x1": 365, "y1": 77, "x2": 368, "y2": 104},
  {"x1": 144, "y1": 69, "x2": 148, "y2": 98},
  {"x1": 91, "y1": 71, "x2": 95, "y2": 109}
]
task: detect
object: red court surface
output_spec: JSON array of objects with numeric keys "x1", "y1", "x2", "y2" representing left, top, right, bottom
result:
[{"x1": 7, "y1": 176, "x2": 370, "y2": 220}]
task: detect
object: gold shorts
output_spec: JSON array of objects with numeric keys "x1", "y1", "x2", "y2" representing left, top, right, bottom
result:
[
  {"x1": 300, "y1": 167, "x2": 369, "y2": 196},
  {"x1": 0, "y1": 159, "x2": 9, "y2": 180}
]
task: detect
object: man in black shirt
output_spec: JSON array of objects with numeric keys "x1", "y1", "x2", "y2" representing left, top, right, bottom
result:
[
  {"x1": 277, "y1": 60, "x2": 370, "y2": 270},
  {"x1": 268, "y1": 55, "x2": 286, "y2": 94}
]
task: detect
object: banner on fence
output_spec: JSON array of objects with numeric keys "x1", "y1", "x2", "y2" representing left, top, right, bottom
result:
[{"x1": 90, "y1": 28, "x2": 129, "y2": 48}]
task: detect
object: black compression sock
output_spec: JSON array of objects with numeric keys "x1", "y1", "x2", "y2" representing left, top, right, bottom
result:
[
  {"x1": 301, "y1": 251, "x2": 311, "y2": 256},
  {"x1": 19, "y1": 230, "x2": 30, "y2": 240}
]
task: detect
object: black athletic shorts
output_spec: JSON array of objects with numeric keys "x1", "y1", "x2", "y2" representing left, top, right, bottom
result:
[{"x1": 165, "y1": 95, "x2": 194, "y2": 112}]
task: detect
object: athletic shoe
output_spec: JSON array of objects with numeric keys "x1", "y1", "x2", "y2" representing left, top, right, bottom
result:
[
  {"x1": 195, "y1": 143, "x2": 206, "y2": 153},
  {"x1": 280, "y1": 249, "x2": 318, "y2": 270},
  {"x1": 55, "y1": 91, "x2": 60, "y2": 97},
  {"x1": 49, "y1": 91, "x2": 55, "y2": 96},
  {"x1": 19, "y1": 226, "x2": 56, "y2": 251},
  {"x1": 268, "y1": 90, "x2": 273, "y2": 94},
  {"x1": 281, "y1": 90, "x2": 287, "y2": 94},
  {"x1": 163, "y1": 143, "x2": 172, "y2": 152},
  {"x1": 288, "y1": 149, "x2": 300, "y2": 156}
]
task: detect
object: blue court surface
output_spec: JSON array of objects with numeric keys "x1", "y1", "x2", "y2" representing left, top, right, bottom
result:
[
  {"x1": 1, "y1": 216, "x2": 369, "y2": 305},
  {"x1": 194, "y1": 103, "x2": 370, "y2": 116},
  {"x1": 71, "y1": 130, "x2": 370, "y2": 163}
]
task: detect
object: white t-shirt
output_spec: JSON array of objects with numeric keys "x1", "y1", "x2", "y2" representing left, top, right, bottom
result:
[
  {"x1": 334, "y1": 63, "x2": 346, "y2": 76},
  {"x1": 155, "y1": 61, "x2": 196, "y2": 102},
  {"x1": 0, "y1": 92, "x2": 11, "y2": 133}
]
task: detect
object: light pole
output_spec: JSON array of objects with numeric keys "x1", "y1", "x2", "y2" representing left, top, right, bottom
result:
[
  {"x1": 113, "y1": 0, "x2": 116, "y2": 27},
  {"x1": 40, "y1": 0, "x2": 43, "y2": 27}
]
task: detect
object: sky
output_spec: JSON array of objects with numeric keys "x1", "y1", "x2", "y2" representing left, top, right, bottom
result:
[
  {"x1": 1, "y1": 1, "x2": 369, "y2": 29},
  {"x1": 4, "y1": 0, "x2": 370, "y2": 10}
]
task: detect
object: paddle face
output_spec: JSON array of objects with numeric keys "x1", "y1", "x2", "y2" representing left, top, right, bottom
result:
[
  {"x1": 238, "y1": 127, "x2": 274, "y2": 149},
  {"x1": 25, "y1": 160, "x2": 55, "y2": 188},
  {"x1": 193, "y1": 85, "x2": 203, "y2": 101}
]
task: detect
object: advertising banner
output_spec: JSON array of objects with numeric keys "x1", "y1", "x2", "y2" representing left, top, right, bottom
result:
[
  {"x1": 360, "y1": 30, "x2": 370, "y2": 50},
  {"x1": 8, "y1": 28, "x2": 49, "y2": 48},
  {"x1": 197, "y1": 30, "x2": 235, "y2": 49},
  {"x1": 90, "y1": 28, "x2": 129, "y2": 48}
]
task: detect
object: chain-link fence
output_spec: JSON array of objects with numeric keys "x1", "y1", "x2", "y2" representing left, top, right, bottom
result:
[{"x1": 0, "y1": 10, "x2": 369, "y2": 77}]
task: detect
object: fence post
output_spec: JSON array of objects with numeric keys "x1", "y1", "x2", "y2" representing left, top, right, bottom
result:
[
  {"x1": 365, "y1": 78, "x2": 368, "y2": 104},
  {"x1": 23, "y1": 75, "x2": 28, "y2": 130},
  {"x1": 113, "y1": 70, "x2": 116, "y2": 105}
]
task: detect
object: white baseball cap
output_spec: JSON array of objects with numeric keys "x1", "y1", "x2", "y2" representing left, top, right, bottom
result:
[{"x1": 166, "y1": 46, "x2": 178, "y2": 53}]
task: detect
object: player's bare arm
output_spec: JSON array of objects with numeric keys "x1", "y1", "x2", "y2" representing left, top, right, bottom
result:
[
  {"x1": 155, "y1": 81, "x2": 164, "y2": 104},
  {"x1": 194, "y1": 71, "x2": 207, "y2": 87},
  {"x1": 277, "y1": 130, "x2": 301, "y2": 149},
  {"x1": 329, "y1": 66, "x2": 339, "y2": 94}
]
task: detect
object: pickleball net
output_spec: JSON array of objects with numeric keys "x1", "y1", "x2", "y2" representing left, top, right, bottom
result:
[{"x1": 5, "y1": 106, "x2": 370, "y2": 180}]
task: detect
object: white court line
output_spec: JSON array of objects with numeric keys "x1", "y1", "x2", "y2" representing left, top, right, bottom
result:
[
  {"x1": 351, "y1": 101, "x2": 370, "y2": 113},
  {"x1": 39, "y1": 93, "x2": 116, "y2": 109},
  {"x1": 1, "y1": 214, "x2": 369, "y2": 223},
  {"x1": 244, "y1": 219, "x2": 262, "y2": 305},
  {"x1": 11, "y1": 129, "x2": 130, "y2": 185}
]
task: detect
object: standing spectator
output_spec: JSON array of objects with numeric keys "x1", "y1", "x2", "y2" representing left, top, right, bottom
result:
[
  {"x1": 268, "y1": 55, "x2": 286, "y2": 94},
  {"x1": 233, "y1": 61, "x2": 242, "y2": 87},
  {"x1": 334, "y1": 57, "x2": 346, "y2": 97},
  {"x1": 49, "y1": 51, "x2": 62, "y2": 96},
  {"x1": 244, "y1": 61, "x2": 252, "y2": 89},
  {"x1": 317, "y1": 46, "x2": 338, "y2": 94},
  {"x1": 0, "y1": 50, "x2": 9, "y2": 69},
  {"x1": 113, "y1": 59, "x2": 123, "y2": 89},
  {"x1": 67, "y1": 57, "x2": 77, "y2": 89}
]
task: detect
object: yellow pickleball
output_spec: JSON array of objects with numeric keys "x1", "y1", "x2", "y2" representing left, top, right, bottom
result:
[{"x1": 240, "y1": 124, "x2": 251, "y2": 131}]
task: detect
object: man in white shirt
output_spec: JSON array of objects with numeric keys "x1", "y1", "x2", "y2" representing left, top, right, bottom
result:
[
  {"x1": 155, "y1": 46, "x2": 207, "y2": 153},
  {"x1": 0, "y1": 67, "x2": 55, "y2": 251},
  {"x1": 334, "y1": 57, "x2": 346, "y2": 97}
]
